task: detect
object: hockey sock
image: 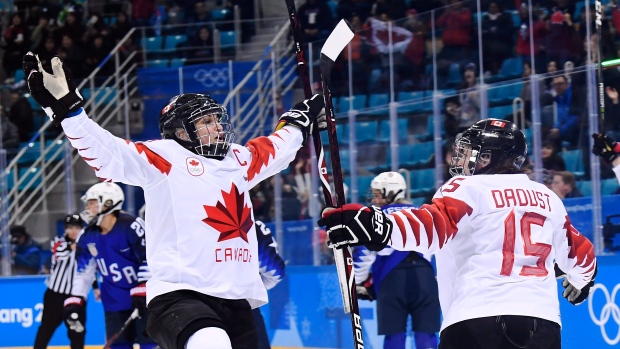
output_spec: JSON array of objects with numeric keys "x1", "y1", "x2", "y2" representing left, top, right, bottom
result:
[
  {"x1": 185, "y1": 327, "x2": 232, "y2": 349},
  {"x1": 383, "y1": 332, "x2": 406, "y2": 349},
  {"x1": 414, "y1": 332, "x2": 438, "y2": 349}
]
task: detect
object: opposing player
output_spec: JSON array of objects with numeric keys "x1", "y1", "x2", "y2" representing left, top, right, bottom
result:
[
  {"x1": 63, "y1": 182, "x2": 155, "y2": 349},
  {"x1": 23, "y1": 52, "x2": 324, "y2": 349},
  {"x1": 354, "y1": 171, "x2": 439, "y2": 349},
  {"x1": 34, "y1": 214, "x2": 87, "y2": 349},
  {"x1": 254, "y1": 220, "x2": 286, "y2": 349},
  {"x1": 320, "y1": 119, "x2": 597, "y2": 349}
]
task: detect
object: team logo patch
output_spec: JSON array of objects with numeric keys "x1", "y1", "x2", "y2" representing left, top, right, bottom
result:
[
  {"x1": 186, "y1": 157, "x2": 204, "y2": 176},
  {"x1": 491, "y1": 120, "x2": 506, "y2": 127},
  {"x1": 87, "y1": 243, "x2": 98, "y2": 257}
]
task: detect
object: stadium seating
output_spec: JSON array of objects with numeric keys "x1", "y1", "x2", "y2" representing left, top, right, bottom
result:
[
  {"x1": 165, "y1": 35, "x2": 187, "y2": 51},
  {"x1": 211, "y1": 8, "x2": 230, "y2": 20},
  {"x1": 488, "y1": 105, "x2": 514, "y2": 120},
  {"x1": 220, "y1": 31, "x2": 236, "y2": 48},
  {"x1": 365, "y1": 94, "x2": 389, "y2": 116},
  {"x1": 355, "y1": 120, "x2": 379, "y2": 143},
  {"x1": 170, "y1": 58, "x2": 187, "y2": 68},
  {"x1": 339, "y1": 95, "x2": 367, "y2": 114},
  {"x1": 397, "y1": 91, "x2": 427, "y2": 114},
  {"x1": 560, "y1": 149, "x2": 585, "y2": 178},
  {"x1": 602, "y1": 178, "x2": 620, "y2": 195},
  {"x1": 410, "y1": 168, "x2": 436, "y2": 197},
  {"x1": 146, "y1": 59, "x2": 169, "y2": 68},
  {"x1": 378, "y1": 118, "x2": 408, "y2": 143},
  {"x1": 17, "y1": 167, "x2": 42, "y2": 191},
  {"x1": 142, "y1": 37, "x2": 163, "y2": 51}
]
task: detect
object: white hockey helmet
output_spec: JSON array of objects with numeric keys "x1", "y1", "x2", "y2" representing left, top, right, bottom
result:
[
  {"x1": 80, "y1": 182, "x2": 125, "y2": 223},
  {"x1": 368, "y1": 171, "x2": 407, "y2": 205}
]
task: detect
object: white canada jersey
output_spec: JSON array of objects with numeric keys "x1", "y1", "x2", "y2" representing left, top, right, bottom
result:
[
  {"x1": 387, "y1": 174, "x2": 596, "y2": 331},
  {"x1": 61, "y1": 110, "x2": 304, "y2": 308}
]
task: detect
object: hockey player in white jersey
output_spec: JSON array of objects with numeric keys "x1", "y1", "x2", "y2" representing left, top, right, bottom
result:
[
  {"x1": 320, "y1": 119, "x2": 597, "y2": 349},
  {"x1": 23, "y1": 52, "x2": 325, "y2": 349}
]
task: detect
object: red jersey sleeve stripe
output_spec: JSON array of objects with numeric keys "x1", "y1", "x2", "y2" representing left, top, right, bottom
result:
[
  {"x1": 400, "y1": 210, "x2": 422, "y2": 247},
  {"x1": 391, "y1": 213, "x2": 408, "y2": 246},
  {"x1": 246, "y1": 137, "x2": 276, "y2": 181}
]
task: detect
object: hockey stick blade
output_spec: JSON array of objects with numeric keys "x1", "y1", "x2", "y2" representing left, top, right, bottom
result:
[{"x1": 321, "y1": 20, "x2": 355, "y2": 63}]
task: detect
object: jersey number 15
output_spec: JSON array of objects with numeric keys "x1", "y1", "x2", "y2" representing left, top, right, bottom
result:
[{"x1": 500, "y1": 210, "x2": 551, "y2": 277}]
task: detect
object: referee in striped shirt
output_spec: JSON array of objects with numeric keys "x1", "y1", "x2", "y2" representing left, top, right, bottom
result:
[{"x1": 34, "y1": 213, "x2": 95, "y2": 349}]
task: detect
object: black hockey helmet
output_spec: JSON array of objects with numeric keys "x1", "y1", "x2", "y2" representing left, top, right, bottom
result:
[
  {"x1": 158, "y1": 93, "x2": 234, "y2": 160},
  {"x1": 449, "y1": 118, "x2": 527, "y2": 176},
  {"x1": 64, "y1": 213, "x2": 84, "y2": 228}
]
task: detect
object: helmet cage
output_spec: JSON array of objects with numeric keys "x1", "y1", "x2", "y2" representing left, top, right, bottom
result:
[{"x1": 181, "y1": 103, "x2": 234, "y2": 159}]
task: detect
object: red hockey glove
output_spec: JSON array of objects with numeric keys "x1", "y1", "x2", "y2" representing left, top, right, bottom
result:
[
  {"x1": 318, "y1": 204, "x2": 393, "y2": 251},
  {"x1": 63, "y1": 296, "x2": 86, "y2": 333},
  {"x1": 130, "y1": 283, "x2": 147, "y2": 318}
]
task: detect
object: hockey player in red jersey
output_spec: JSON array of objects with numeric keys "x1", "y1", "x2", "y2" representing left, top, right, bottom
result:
[
  {"x1": 320, "y1": 119, "x2": 597, "y2": 349},
  {"x1": 23, "y1": 52, "x2": 325, "y2": 349}
]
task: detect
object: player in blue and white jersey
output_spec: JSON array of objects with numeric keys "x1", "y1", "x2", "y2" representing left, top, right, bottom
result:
[
  {"x1": 63, "y1": 182, "x2": 156, "y2": 349},
  {"x1": 353, "y1": 172, "x2": 440, "y2": 349}
]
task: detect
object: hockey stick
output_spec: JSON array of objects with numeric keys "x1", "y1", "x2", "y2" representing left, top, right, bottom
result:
[
  {"x1": 283, "y1": 0, "x2": 359, "y2": 329},
  {"x1": 595, "y1": 0, "x2": 605, "y2": 132},
  {"x1": 319, "y1": 20, "x2": 365, "y2": 349},
  {"x1": 102, "y1": 308, "x2": 140, "y2": 349}
]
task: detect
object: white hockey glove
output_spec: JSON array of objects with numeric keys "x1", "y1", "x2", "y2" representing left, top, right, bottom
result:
[
  {"x1": 277, "y1": 94, "x2": 326, "y2": 144},
  {"x1": 23, "y1": 52, "x2": 84, "y2": 125}
]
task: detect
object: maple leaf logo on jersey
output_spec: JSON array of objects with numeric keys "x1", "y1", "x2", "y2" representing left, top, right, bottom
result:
[
  {"x1": 203, "y1": 183, "x2": 253, "y2": 243},
  {"x1": 246, "y1": 137, "x2": 277, "y2": 181}
]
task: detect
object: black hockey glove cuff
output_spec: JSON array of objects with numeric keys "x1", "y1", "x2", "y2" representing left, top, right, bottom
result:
[
  {"x1": 63, "y1": 296, "x2": 86, "y2": 333},
  {"x1": 318, "y1": 204, "x2": 393, "y2": 251},
  {"x1": 561, "y1": 264, "x2": 597, "y2": 306},
  {"x1": 592, "y1": 133, "x2": 620, "y2": 164},
  {"x1": 276, "y1": 94, "x2": 326, "y2": 144},
  {"x1": 23, "y1": 52, "x2": 84, "y2": 126},
  {"x1": 356, "y1": 276, "x2": 376, "y2": 301},
  {"x1": 130, "y1": 283, "x2": 148, "y2": 318}
]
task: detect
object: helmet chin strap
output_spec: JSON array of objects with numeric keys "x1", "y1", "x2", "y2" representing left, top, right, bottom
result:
[
  {"x1": 385, "y1": 189, "x2": 403, "y2": 204},
  {"x1": 85, "y1": 200, "x2": 124, "y2": 227}
]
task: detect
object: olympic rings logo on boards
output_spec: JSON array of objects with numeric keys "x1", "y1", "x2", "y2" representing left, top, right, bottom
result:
[
  {"x1": 194, "y1": 68, "x2": 229, "y2": 88},
  {"x1": 588, "y1": 283, "x2": 620, "y2": 345}
]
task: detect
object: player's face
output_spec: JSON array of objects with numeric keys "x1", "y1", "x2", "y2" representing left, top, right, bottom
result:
[
  {"x1": 371, "y1": 189, "x2": 386, "y2": 206},
  {"x1": 452, "y1": 145, "x2": 491, "y2": 175},
  {"x1": 86, "y1": 199, "x2": 99, "y2": 216},
  {"x1": 194, "y1": 113, "x2": 223, "y2": 145},
  {"x1": 65, "y1": 226, "x2": 81, "y2": 240}
]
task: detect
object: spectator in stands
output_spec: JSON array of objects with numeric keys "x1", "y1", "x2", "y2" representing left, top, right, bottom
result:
[
  {"x1": 544, "y1": 60, "x2": 558, "y2": 93},
  {"x1": 57, "y1": 0, "x2": 84, "y2": 25},
  {"x1": 545, "y1": 5, "x2": 577, "y2": 68},
  {"x1": 314, "y1": 229, "x2": 335, "y2": 265},
  {"x1": 282, "y1": 183, "x2": 303, "y2": 221},
  {"x1": 579, "y1": 4, "x2": 614, "y2": 61},
  {"x1": 0, "y1": 110, "x2": 20, "y2": 151},
  {"x1": 10, "y1": 225, "x2": 42, "y2": 275},
  {"x1": 298, "y1": 0, "x2": 334, "y2": 43},
  {"x1": 57, "y1": 34, "x2": 84, "y2": 78},
  {"x1": 481, "y1": 2, "x2": 514, "y2": 75},
  {"x1": 218, "y1": 0, "x2": 236, "y2": 32},
  {"x1": 515, "y1": 4, "x2": 547, "y2": 74},
  {"x1": 250, "y1": 182, "x2": 273, "y2": 223},
  {"x1": 29, "y1": 15, "x2": 52, "y2": 52},
  {"x1": 108, "y1": 12, "x2": 132, "y2": 44},
  {"x1": 185, "y1": 1, "x2": 212, "y2": 39},
  {"x1": 371, "y1": 0, "x2": 407, "y2": 23},
  {"x1": 54, "y1": 9, "x2": 83, "y2": 47},
  {"x1": 131, "y1": 0, "x2": 156, "y2": 27},
  {"x1": 35, "y1": 37, "x2": 57, "y2": 68},
  {"x1": 337, "y1": 0, "x2": 373, "y2": 22},
  {"x1": 602, "y1": 69, "x2": 620, "y2": 140},
  {"x1": 118, "y1": 35, "x2": 140, "y2": 67},
  {"x1": 436, "y1": 0, "x2": 472, "y2": 64},
  {"x1": 547, "y1": 75, "x2": 579, "y2": 147},
  {"x1": 541, "y1": 140, "x2": 566, "y2": 172},
  {"x1": 82, "y1": 12, "x2": 109, "y2": 44},
  {"x1": 3, "y1": 13, "x2": 30, "y2": 84},
  {"x1": 8, "y1": 88, "x2": 34, "y2": 142},
  {"x1": 85, "y1": 35, "x2": 113, "y2": 76},
  {"x1": 402, "y1": 9, "x2": 427, "y2": 87},
  {"x1": 341, "y1": 14, "x2": 371, "y2": 94},
  {"x1": 551, "y1": 171, "x2": 583, "y2": 199},
  {"x1": 458, "y1": 63, "x2": 481, "y2": 130},
  {"x1": 27, "y1": 0, "x2": 59, "y2": 28},
  {"x1": 187, "y1": 25, "x2": 214, "y2": 64},
  {"x1": 442, "y1": 95, "x2": 461, "y2": 139}
]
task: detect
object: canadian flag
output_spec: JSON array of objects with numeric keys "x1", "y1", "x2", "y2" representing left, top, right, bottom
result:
[{"x1": 491, "y1": 120, "x2": 506, "y2": 127}]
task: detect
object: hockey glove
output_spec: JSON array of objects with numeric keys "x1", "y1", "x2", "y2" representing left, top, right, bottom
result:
[
  {"x1": 356, "y1": 276, "x2": 376, "y2": 301},
  {"x1": 276, "y1": 94, "x2": 326, "y2": 143},
  {"x1": 318, "y1": 204, "x2": 393, "y2": 251},
  {"x1": 23, "y1": 52, "x2": 84, "y2": 126},
  {"x1": 560, "y1": 264, "x2": 597, "y2": 306},
  {"x1": 592, "y1": 133, "x2": 620, "y2": 164},
  {"x1": 130, "y1": 283, "x2": 147, "y2": 318},
  {"x1": 63, "y1": 296, "x2": 86, "y2": 333}
]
